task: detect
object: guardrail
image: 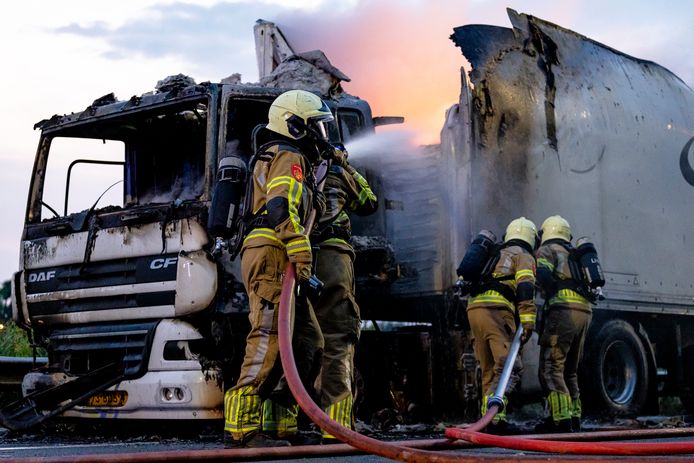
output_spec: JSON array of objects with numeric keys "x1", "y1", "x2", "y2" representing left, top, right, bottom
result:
[{"x1": 0, "y1": 356, "x2": 48, "y2": 389}]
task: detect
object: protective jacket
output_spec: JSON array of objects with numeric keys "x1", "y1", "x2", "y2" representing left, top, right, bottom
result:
[
  {"x1": 535, "y1": 240, "x2": 591, "y2": 312},
  {"x1": 311, "y1": 163, "x2": 377, "y2": 252},
  {"x1": 242, "y1": 142, "x2": 314, "y2": 264},
  {"x1": 467, "y1": 241, "x2": 537, "y2": 330}
]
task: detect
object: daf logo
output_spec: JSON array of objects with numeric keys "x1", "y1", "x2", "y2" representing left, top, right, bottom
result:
[
  {"x1": 28, "y1": 271, "x2": 57, "y2": 282},
  {"x1": 150, "y1": 257, "x2": 178, "y2": 270}
]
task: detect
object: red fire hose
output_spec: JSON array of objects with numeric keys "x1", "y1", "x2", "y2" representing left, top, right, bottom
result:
[
  {"x1": 279, "y1": 263, "x2": 503, "y2": 463},
  {"x1": 444, "y1": 427, "x2": 694, "y2": 455}
]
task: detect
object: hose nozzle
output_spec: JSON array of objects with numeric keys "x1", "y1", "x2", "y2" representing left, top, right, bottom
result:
[{"x1": 486, "y1": 395, "x2": 506, "y2": 414}]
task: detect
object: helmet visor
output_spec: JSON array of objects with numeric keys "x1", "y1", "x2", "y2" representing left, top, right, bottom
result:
[{"x1": 308, "y1": 114, "x2": 334, "y2": 141}]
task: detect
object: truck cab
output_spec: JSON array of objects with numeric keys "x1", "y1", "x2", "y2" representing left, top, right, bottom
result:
[{"x1": 10, "y1": 77, "x2": 377, "y2": 425}]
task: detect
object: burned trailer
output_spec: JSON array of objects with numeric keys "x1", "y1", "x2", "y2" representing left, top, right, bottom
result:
[
  {"x1": 439, "y1": 9, "x2": 694, "y2": 415},
  {"x1": 7, "y1": 71, "x2": 391, "y2": 428}
]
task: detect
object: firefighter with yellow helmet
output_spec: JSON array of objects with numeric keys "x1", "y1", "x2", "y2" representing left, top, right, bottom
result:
[
  {"x1": 310, "y1": 147, "x2": 377, "y2": 443},
  {"x1": 223, "y1": 89, "x2": 331, "y2": 448},
  {"x1": 534, "y1": 215, "x2": 593, "y2": 433},
  {"x1": 466, "y1": 217, "x2": 537, "y2": 434}
]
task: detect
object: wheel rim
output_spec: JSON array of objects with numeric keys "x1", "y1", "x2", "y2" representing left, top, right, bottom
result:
[{"x1": 602, "y1": 340, "x2": 638, "y2": 405}]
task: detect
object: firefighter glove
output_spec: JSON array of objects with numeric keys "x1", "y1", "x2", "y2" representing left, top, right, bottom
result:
[
  {"x1": 521, "y1": 325, "x2": 534, "y2": 345},
  {"x1": 313, "y1": 190, "x2": 327, "y2": 219},
  {"x1": 331, "y1": 145, "x2": 348, "y2": 167},
  {"x1": 295, "y1": 262, "x2": 312, "y2": 284}
]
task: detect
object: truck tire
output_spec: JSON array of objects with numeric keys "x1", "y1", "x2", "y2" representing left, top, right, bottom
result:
[{"x1": 583, "y1": 319, "x2": 649, "y2": 415}]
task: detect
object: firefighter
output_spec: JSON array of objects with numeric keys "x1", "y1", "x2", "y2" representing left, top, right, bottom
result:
[
  {"x1": 466, "y1": 217, "x2": 537, "y2": 435},
  {"x1": 534, "y1": 215, "x2": 592, "y2": 433},
  {"x1": 223, "y1": 90, "x2": 331, "y2": 448},
  {"x1": 310, "y1": 149, "x2": 378, "y2": 443}
]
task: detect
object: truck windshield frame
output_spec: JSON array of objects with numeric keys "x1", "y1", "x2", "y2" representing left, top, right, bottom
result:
[{"x1": 26, "y1": 96, "x2": 212, "y2": 225}]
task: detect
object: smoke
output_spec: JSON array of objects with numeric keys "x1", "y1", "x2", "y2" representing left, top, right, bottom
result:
[
  {"x1": 347, "y1": 130, "x2": 450, "y2": 293},
  {"x1": 276, "y1": 1, "x2": 470, "y2": 145},
  {"x1": 140, "y1": 176, "x2": 205, "y2": 205}
]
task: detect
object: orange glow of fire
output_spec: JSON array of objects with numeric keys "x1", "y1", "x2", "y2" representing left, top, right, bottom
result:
[{"x1": 281, "y1": 2, "x2": 470, "y2": 146}]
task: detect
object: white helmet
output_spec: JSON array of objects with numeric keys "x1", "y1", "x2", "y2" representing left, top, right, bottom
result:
[
  {"x1": 266, "y1": 90, "x2": 333, "y2": 141},
  {"x1": 505, "y1": 217, "x2": 538, "y2": 248},
  {"x1": 540, "y1": 215, "x2": 572, "y2": 244}
]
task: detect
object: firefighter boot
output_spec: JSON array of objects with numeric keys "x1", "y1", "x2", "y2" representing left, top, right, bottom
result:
[
  {"x1": 535, "y1": 391, "x2": 573, "y2": 433},
  {"x1": 224, "y1": 386, "x2": 272, "y2": 447}
]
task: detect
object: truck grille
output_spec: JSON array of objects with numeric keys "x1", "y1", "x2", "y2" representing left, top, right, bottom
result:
[{"x1": 48, "y1": 321, "x2": 158, "y2": 377}]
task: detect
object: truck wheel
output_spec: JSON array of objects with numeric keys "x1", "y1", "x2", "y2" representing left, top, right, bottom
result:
[{"x1": 584, "y1": 319, "x2": 649, "y2": 415}]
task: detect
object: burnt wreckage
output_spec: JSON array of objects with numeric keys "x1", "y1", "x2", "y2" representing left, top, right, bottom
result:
[{"x1": 7, "y1": 9, "x2": 694, "y2": 430}]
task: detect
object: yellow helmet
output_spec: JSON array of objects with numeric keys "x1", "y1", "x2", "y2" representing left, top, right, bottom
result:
[
  {"x1": 540, "y1": 215, "x2": 572, "y2": 243},
  {"x1": 505, "y1": 217, "x2": 538, "y2": 248},
  {"x1": 266, "y1": 90, "x2": 334, "y2": 140}
]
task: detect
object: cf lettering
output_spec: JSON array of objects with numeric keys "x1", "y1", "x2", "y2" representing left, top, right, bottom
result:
[{"x1": 150, "y1": 257, "x2": 178, "y2": 270}]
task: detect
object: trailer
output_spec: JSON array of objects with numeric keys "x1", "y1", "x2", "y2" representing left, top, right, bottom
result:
[{"x1": 347, "y1": 8, "x2": 694, "y2": 419}]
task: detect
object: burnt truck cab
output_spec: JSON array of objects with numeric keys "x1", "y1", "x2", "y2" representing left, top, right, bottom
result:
[{"x1": 10, "y1": 77, "x2": 378, "y2": 422}]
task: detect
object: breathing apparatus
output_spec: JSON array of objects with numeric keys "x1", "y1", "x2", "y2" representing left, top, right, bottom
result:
[
  {"x1": 455, "y1": 229, "x2": 498, "y2": 297},
  {"x1": 207, "y1": 146, "x2": 248, "y2": 258}
]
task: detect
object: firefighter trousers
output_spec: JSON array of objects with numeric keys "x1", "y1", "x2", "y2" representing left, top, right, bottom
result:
[
  {"x1": 224, "y1": 245, "x2": 324, "y2": 441},
  {"x1": 467, "y1": 307, "x2": 522, "y2": 420},
  {"x1": 539, "y1": 306, "x2": 591, "y2": 422},
  {"x1": 313, "y1": 248, "x2": 361, "y2": 436}
]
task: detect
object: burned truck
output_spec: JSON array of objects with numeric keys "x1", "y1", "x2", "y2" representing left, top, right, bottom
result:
[
  {"x1": 8, "y1": 10, "x2": 694, "y2": 429},
  {"x1": 345, "y1": 8, "x2": 694, "y2": 420},
  {"x1": 6, "y1": 56, "x2": 408, "y2": 427}
]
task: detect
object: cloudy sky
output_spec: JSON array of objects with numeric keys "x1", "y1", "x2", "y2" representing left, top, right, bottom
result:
[{"x1": 1, "y1": 0, "x2": 693, "y2": 281}]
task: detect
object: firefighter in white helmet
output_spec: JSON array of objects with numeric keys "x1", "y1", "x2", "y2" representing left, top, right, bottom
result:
[
  {"x1": 535, "y1": 215, "x2": 593, "y2": 433},
  {"x1": 223, "y1": 89, "x2": 334, "y2": 448},
  {"x1": 466, "y1": 217, "x2": 537, "y2": 434}
]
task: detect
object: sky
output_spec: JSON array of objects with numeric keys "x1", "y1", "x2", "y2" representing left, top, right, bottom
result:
[{"x1": 1, "y1": 0, "x2": 693, "y2": 282}]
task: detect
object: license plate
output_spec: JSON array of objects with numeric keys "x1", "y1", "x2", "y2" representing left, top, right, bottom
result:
[{"x1": 85, "y1": 391, "x2": 128, "y2": 407}]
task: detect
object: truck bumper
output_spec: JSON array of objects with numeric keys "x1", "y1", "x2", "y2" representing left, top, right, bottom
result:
[{"x1": 62, "y1": 369, "x2": 224, "y2": 420}]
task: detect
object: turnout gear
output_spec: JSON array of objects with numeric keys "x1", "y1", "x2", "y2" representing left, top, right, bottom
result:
[
  {"x1": 295, "y1": 261, "x2": 313, "y2": 284},
  {"x1": 224, "y1": 95, "x2": 331, "y2": 446},
  {"x1": 540, "y1": 215, "x2": 572, "y2": 244},
  {"x1": 535, "y1": 216, "x2": 594, "y2": 432},
  {"x1": 466, "y1": 218, "x2": 536, "y2": 426},
  {"x1": 330, "y1": 145, "x2": 349, "y2": 167},
  {"x1": 311, "y1": 160, "x2": 377, "y2": 438}
]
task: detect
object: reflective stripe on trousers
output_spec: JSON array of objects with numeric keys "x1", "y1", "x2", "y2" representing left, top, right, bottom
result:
[
  {"x1": 261, "y1": 399, "x2": 298, "y2": 438},
  {"x1": 224, "y1": 386, "x2": 262, "y2": 437},
  {"x1": 321, "y1": 395, "x2": 354, "y2": 438},
  {"x1": 547, "y1": 390, "x2": 572, "y2": 423}
]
